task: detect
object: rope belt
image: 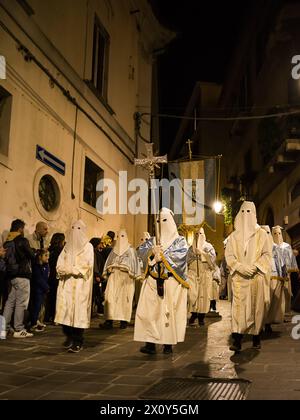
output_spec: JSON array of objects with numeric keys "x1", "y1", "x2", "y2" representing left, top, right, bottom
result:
[{"x1": 271, "y1": 276, "x2": 289, "y2": 281}]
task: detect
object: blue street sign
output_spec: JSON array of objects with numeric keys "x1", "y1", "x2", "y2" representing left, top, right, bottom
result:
[{"x1": 36, "y1": 145, "x2": 65, "y2": 175}]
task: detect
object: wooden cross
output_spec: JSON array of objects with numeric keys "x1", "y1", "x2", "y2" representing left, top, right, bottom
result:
[{"x1": 135, "y1": 143, "x2": 168, "y2": 177}]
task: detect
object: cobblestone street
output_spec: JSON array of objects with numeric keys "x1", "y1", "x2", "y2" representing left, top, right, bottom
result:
[{"x1": 0, "y1": 301, "x2": 300, "y2": 400}]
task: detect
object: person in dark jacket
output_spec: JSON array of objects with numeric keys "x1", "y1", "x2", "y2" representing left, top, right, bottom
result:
[
  {"x1": 0, "y1": 246, "x2": 7, "y2": 314},
  {"x1": 90, "y1": 238, "x2": 105, "y2": 315},
  {"x1": 44, "y1": 233, "x2": 65, "y2": 323},
  {"x1": 31, "y1": 249, "x2": 50, "y2": 332},
  {"x1": 3, "y1": 219, "x2": 35, "y2": 338}
]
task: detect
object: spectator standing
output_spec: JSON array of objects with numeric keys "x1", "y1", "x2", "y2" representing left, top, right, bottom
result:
[
  {"x1": 0, "y1": 246, "x2": 7, "y2": 313},
  {"x1": 31, "y1": 249, "x2": 50, "y2": 332},
  {"x1": 3, "y1": 219, "x2": 35, "y2": 338},
  {"x1": 28, "y1": 221, "x2": 50, "y2": 250},
  {"x1": 90, "y1": 238, "x2": 105, "y2": 316},
  {"x1": 45, "y1": 233, "x2": 65, "y2": 323}
]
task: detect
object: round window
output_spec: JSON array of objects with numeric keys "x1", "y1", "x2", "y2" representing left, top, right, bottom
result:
[{"x1": 38, "y1": 175, "x2": 60, "y2": 212}]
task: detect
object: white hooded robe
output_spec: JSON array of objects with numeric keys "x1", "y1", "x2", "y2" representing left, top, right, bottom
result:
[
  {"x1": 55, "y1": 220, "x2": 94, "y2": 329},
  {"x1": 225, "y1": 202, "x2": 271, "y2": 335},
  {"x1": 272, "y1": 226, "x2": 298, "y2": 314},
  {"x1": 187, "y1": 228, "x2": 216, "y2": 314},
  {"x1": 134, "y1": 208, "x2": 189, "y2": 345},
  {"x1": 103, "y1": 229, "x2": 141, "y2": 323}
]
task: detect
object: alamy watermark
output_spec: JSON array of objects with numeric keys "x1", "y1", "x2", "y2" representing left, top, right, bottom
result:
[
  {"x1": 96, "y1": 171, "x2": 205, "y2": 225},
  {"x1": 291, "y1": 315, "x2": 300, "y2": 340},
  {"x1": 0, "y1": 56, "x2": 6, "y2": 79},
  {"x1": 291, "y1": 55, "x2": 300, "y2": 80}
]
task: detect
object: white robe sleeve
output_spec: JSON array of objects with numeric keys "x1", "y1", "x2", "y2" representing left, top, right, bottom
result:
[
  {"x1": 56, "y1": 244, "x2": 94, "y2": 279},
  {"x1": 225, "y1": 234, "x2": 243, "y2": 275},
  {"x1": 56, "y1": 249, "x2": 71, "y2": 277},
  {"x1": 73, "y1": 243, "x2": 94, "y2": 279}
]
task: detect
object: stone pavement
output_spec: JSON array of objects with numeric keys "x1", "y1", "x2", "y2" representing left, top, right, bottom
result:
[{"x1": 0, "y1": 301, "x2": 300, "y2": 400}]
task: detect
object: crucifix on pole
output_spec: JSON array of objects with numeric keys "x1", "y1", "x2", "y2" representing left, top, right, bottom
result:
[
  {"x1": 134, "y1": 143, "x2": 168, "y2": 245},
  {"x1": 186, "y1": 139, "x2": 193, "y2": 161}
]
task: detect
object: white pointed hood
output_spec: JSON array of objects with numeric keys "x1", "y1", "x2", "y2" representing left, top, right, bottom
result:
[
  {"x1": 114, "y1": 228, "x2": 130, "y2": 256},
  {"x1": 140, "y1": 232, "x2": 150, "y2": 245},
  {"x1": 193, "y1": 227, "x2": 206, "y2": 253},
  {"x1": 234, "y1": 201, "x2": 260, "y2": 252},
  {"x1": 272, "y1": 225, "x2": 284, "y2": 245},
  {"x1": 64, "y1": 220, "x2": 89, "y2": 265},
  {"x1": 159, "y1": 207, "x2": 179, "y2": 250}
]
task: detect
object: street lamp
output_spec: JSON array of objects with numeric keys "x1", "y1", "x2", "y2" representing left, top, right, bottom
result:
[{"x1": 213, "y1": 200, "x2": 223, "y2": 214}]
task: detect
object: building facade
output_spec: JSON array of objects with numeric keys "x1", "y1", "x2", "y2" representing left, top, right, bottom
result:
[
  {"x1": 219, "y1": 0, "x2": 300, "y2": 248},
  {"x1": 0, "y1": 0, "x2": 173, "y2": 243},
  {"x1": 169, "y1": 82, "x2": 225, "y2": 259}
]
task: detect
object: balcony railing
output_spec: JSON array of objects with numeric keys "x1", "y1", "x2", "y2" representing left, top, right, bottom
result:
[{"x1": 258, "y1": 112, "x2": 300, "y2": 170}]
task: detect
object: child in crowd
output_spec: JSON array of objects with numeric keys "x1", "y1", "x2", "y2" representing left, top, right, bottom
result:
[{"x1": 31, "y1": 249, "x2": 49, "y2": 332}]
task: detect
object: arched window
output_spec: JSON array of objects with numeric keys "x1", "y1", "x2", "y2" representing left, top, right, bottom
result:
[
  {"x1": 265, "y1": 207, "x2": 274, "y2": 228},
  {"x1": 291, "y1": 181, "x2": 300, "y2": 202}
]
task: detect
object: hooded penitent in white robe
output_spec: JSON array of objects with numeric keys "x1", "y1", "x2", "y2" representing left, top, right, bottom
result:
[
  {"x1": 225, "y1": 202, "x2": 271, "y2": 335},
  {"x1": 134, "y1": 208, "x2": 189, "y2": 345},
  {"x1": 137, "y1": 232, "x2": 152, "y2": 274},
  {"x1": 272, "y1": 226, "x2": 299, "y2": 314},
  {"x1": 103, "y1": 229, "x2": 141, "y2": 323},
  {"x1": 261, "y1": 226, "x2": 285, "y2": 324},
  {"x1": 212, "y1": 265, "x2": 221, "y2": 301},
  {"x1": 260, "y1": 226, "x2": 272, "y2": 315},
  {"x1": 55, "y1": 220, "x2": 94, "y2": 329},
  {"x1": 187, "y1": 228, "x2": 216, "y2": 314}
]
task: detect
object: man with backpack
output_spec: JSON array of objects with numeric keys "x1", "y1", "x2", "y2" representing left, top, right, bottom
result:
[{"x1": 2, "y1": 219, "x2": 35, "y2": 338}]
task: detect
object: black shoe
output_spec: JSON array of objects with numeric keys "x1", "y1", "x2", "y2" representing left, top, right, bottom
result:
[
  {"x1": 252, "y1": 335, "x2": 261, "y2": 349},
  {"x1": 229, "y1": 342, "x2": 242, "y2": 352},
  {"x1": 163, "y1": 345, "x2": 173, "y2": 354},
  {"x1": 230, "y1": 333, "x2": 242, "y2": 352},
  {"x1": 120, "y1": 321, "x2": 128, "y2": 329},
  {"x1": 210, "y1": 300, "x2": 217, "y2": 311},
  {"x1": 68, "y1": 344, "x2": 83, "y2": 353},
  {"x1": 100, "y1": 320, "x2": 113, "y2": 329},
  {"x1": 264, "y1": 324, "x2": 273, "y2": 334},
  {"x1": 140, "y1": 343, "x2": 156, "y2": 355},
  {"x1": 62, "y1": 338, "x2": 73, "y2": 349},
  {"x1": 189, "y1": 313, "x2": 198, "y2": 325},
  {"x1": 198, "y1": 314, "x2": 205, "y2": 326}
]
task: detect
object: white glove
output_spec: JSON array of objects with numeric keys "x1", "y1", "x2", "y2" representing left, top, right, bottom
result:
[
  {"x1": 237, "y1": 264, "x2": 257, "y2": 277},
  {"x1": 152, "y1": 245, "x2": 163, "y2": 263}
]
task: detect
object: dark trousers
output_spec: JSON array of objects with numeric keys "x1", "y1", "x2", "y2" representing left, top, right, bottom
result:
[
  {"x1": 45, "y1": 280, "x2": 58, "y2": 322},
  {"x1": 63, "y1": 325, "x2": 84, "y2": 346},
  {"x1": 0, "y1": 272, "x2": 8, "y2": 314},
  {"x1": 210, "y1": 300, "x2": 217, "y2": 311},
  {"x1": 92, "y1": 282, "x2": 103, "y2": 315},
  {"x1": 291, "y1": 273, "x2": 300, "y2": 300},
  {"x1": 31, "y1": 292, "x2": 46, "y2": 326}
]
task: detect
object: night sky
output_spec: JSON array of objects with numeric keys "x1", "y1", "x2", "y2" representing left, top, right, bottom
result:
[{"x1": 149, "y1": 0, "x2": 251, "y2": 153}]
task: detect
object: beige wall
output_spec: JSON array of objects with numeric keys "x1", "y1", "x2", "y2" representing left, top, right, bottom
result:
[{"x1": 0, "y1": 0, "x2": 167, "y2": 246}]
